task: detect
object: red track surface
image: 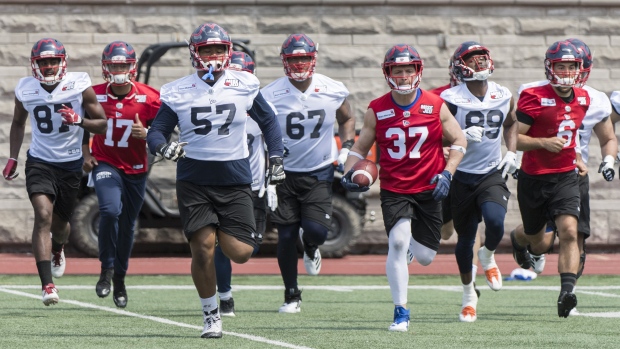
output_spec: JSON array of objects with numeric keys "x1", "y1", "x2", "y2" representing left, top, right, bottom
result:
[{"x1": 0, "y1": 253, "x2": 618, "y2": 275}]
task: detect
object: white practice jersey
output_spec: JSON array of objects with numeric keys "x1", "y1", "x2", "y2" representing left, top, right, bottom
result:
[
  {"x1": 518, "y1": 80, "x2": 611, "y2": 164},
  {"x1": 159, "y1": 70, "x2": 259, "y2": 161},
  {"x1": 441, "y1": 81, "x2": 512, "y2": 174},
  {"x1": 246, "y1": 117, "x2": 265, "y2": 191},
  {"x1": 261, "y1": 73, "x2": 349, "y2": 172},
  {"x1": 15, "y1": 72, "x2": 90, "y2": 162}
]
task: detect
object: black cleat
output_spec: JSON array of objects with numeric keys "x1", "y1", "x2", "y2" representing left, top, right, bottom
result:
[
  {"x1": 557, "y1": 291, "x2": 577, "y2": 318},
  {"x1": 220, "y1": 298, "x2": 236, "y2": 317},
  {"x1": 511, "y1": 230, "x2": 533, "y2": 269},
  {"x1": 113, "y1": 277, "x2": 127, "y2": 308},
  {"x1": 96, "y1": 268, "x2": 113, "y2": 298}
]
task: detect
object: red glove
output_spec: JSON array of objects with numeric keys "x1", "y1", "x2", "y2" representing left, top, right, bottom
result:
[
  {"x1": 3, "y1": 158, "x2": 18, "y2": 180},
  {"x1": 58, "y1": 104, "x2": 83, "y2": 126}
]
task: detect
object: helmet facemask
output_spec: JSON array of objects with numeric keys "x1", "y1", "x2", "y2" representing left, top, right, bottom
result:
[
  {"x1": 190, "y1": 42, "x2": 232, "y2": 73},
  {"x1": 32, "y1": 56, "x2": 66, "y2": 86},
  {"x1": 545, "y1": 59, "x2": 581, "y2": 87},
  {"x1": 102, "y1": 61, "x2": 136, "y2": 86},
  {"x1": 457, "y1": 52, "x2": 493, "y2": 82},
  {"x1": 384, "y1": 62, "x2": 422, "y2": 95},
  {"x1": 282, "y1": 52, "x2": 316, "y2": 82}
]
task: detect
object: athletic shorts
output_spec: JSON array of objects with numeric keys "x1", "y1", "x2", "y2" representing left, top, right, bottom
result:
[
  {"x1": 25, "y1": 161, "x2": 81, "y2": 222},
  {"x1": 252, "y1": 189, "x2": 267, "y2": 237},
  {"x1": 441, "y1": 192, "x2": 452, "y2": 224},
  {"x1": 517, "y1": 170, "x2": 580, "y2": 236},
  {"x1": 380, "y1": 189, "x2": 442, "y2": 251},
  {"x1": 451, "y1": 171, "x2": 510, "y2": 233},
  {"x1": 176, "y1": 181, "x2": 257, "y2": 248},
  {"x1": 270, "y1": 172, "x2": 332, "y2": 229},
  {"x1": 546, "y1": 173, "x2": 590, "y2": 237}
]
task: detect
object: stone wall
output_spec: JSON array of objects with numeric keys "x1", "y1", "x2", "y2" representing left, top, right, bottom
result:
[{"x1": 1, "y1": 1, "x2": 620, "y2": 250}]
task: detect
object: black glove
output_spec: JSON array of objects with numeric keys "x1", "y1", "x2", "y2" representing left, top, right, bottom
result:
[
  {"x1": 512, "y1": 170, "x2": 519, "y2": 180},
  {"x1": 598, "y1": 159, "x2": 615, "y2": 182},
  {"x1": 156, "y1": 141, "x2": 187, "y2": 162},
  {"x1": 340, "y1": 169, "x2": 370, "y2": 192},
  {"x1": 267, "y1": 156, "x2": 285, "y2": 185},
  {"x1": 430, "y1": 170, "x2": 452, "y2": 201}
]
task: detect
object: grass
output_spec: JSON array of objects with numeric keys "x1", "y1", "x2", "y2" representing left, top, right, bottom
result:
[{"x1": 1, "y1": 275, "x2": 620, "y2": 348}]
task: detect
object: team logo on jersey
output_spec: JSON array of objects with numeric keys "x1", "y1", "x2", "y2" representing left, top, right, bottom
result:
[
  {"x1": 22, "y1": 89, "x2": 39, "y2": 96},
  {"x1": 403, "y1": 120, "x2": 410, "y2": 126},
  {"x1": 97, "y1": 95, "x2": 108, "y2": 102},
  {"x1": 403, "y1": 111, "x2": 410, "y2": 118},
  {"x1": 419, "y1": 105, "x2": 434, "y2": 114},
  {"x1": 565, "y1": 106, "x2": 571, "y2": 112},
  {"x1": 455, "y1": 98, "x2": 471, "y2": 104},
  {"x1": 116, "y1": 103, "x2": 123, "y2": 109},
  {"x1": 178, "y1": 83, "x2": 196, "y2": 91},
  {"x1": 578, "y1": 96, "x2": 587, "y2": 105},
  {"x1": 224, "y1": 79, "x2": 239, "y2": 87},
  {"x1": 115, "y1": 111, "x2": 122, "y2": 118},
  {"x1": 564, "y1": 114, "x2": 571, "y2": 120},
  {"x1": 68, "y1": 148, "x2": 80, "y2": 155},
  {"x1": 490, "y1": 91, "x2": 504, "y2": 99},
  {"x1": 541, "y1": 98, "x2": 556, "y2": 106},
  {"x1": 132, "y1": 164, "x2": 144, "y2": 170},
  {"x1": 273, "y1": 88, "x2": 291, "y2": 97},
  {"x1": 376, "y1": 109, "x2": 395, "y2": 120},
  {"x1": 62, "y1": 81, "x2": 75, "y2": 91},
  {"x1": 136, "y1": 95, "x2": 147, "y2": 103},
  {"x1": 314, "y1": 85, "x2": 326, "y2": 93}
]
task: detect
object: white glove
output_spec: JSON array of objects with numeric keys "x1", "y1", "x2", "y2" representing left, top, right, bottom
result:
[
  {"x1": 157, "y1": 141, "x2": 187, "y2": 162},
  {"x1": 337, "y1": 148, "x2": 350, "y2": 173},
  {"x1": 497, "y1": 151, "x2": 518, "y2": 178},
  {"x1": 266, "y1": 184, "x2": 278, "y2": 211},
  {"x1": 258, "y1": 184, "x2": 266, "y2": 198},
  {"x1": 598, "y1": 155, "x2": 615, "y2": 182},
  {"x1": 462, "y1": 126, "x2": 484, "y2": 143}
]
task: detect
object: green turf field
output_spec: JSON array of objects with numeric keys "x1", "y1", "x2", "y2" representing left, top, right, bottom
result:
[{"x1": 1, "y1": 274, "x2": 620, "y2": 349}]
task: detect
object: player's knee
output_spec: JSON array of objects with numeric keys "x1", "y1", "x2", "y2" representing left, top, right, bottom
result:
[
  {"x1": 300, "y1": 220, "x2": 328, "y2": 245},
  {"x1": 415, "y1": 252, "x2": 435, "y2": 266}
]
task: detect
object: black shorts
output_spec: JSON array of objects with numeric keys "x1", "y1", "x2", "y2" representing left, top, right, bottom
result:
[
  {"x1": 252, "y1": 189, "x2": 267, "y2": 236},
  {"x1": 517, "y1": 170, "x2": 580, "y2": 236},
  {"x1": 441, "y1": 192, "x2": 452, "y2": 224},
  {"x1": 176, "y1": 181, "x2": 257, "y2": 248},
  {"x1": 451, "y1": 171, "x2": 510, "y2": 233},
  {"x1": 25, "y1": 161, "x2": 81, "y2": 222},
  {"x1": 270, "y1": 172, "x2": 332, "y2": 229},
  {"x1": 380, "y1": 189, "x2": 442, "y2": 251},
  {"x1": 546, "y1": 173, "x2": 590, "y2": 237}
]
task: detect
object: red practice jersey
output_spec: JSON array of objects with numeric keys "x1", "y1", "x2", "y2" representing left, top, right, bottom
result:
[
  {"x1": 370, "y1": 90, "x2": 446, "y2": 194},
  {"x1": 91, "y1": 82, "x2": 161, "y2": 174},
  {"x1": 429, "y1": 83, "x2": 451, "y2": 96},
  {"x1": 518, "y1": 84, "x2": 589, "y2": 175}
]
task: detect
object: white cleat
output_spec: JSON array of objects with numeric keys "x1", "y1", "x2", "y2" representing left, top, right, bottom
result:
[
  {"x1": 300, "y1": 228, "x2": 322, "y2": 275},
  {"x1": 478, "y1": 246, "x2": 502, "y2": 291},
  {"x1": 532, "y1": 254, "x2": 546, "y2": 274},
  {"x1": 51, "y1": 248, "x2": 66, "y2": 278},
  {"x1": 459, "y1": 305, "x2": 477, "y2": 322},
  {"x1": 42, "y1": 283, "x2": 59, "y2": 306},
  {"x1": 388, "y1": 306, "x2": 410, "y2": 332},
  {"x1": 278, "y1": 299, "x2": 301, "y2": 313},
  {"x1": 201, "y1": 308, "x2": 222, "y2": 339}
]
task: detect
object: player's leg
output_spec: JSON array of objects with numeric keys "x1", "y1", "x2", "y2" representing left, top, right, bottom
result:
[
  {"x1": 478, "y1": 201, "x2": 506, "y2": 291},
  {"x1": 214, "y1": 245, "x2": 234, "y2": 316},
  {"x1": 454, "y1": 213, "x2": 478, "y2": 322},
  {"x1": 50, "y1": 166, "x2": 81, "y2": 280},
  {"x1": 298, "y1": 177, "x2": 332, "y2": 276},
  {"x1": 514, "y1": 173, "x2": 549, "y2": 269},
  {"x1": 386, "y1": 217, "x2": 412, "y2": 331},
  {"x1": 30, "y1": 192, "x2": 57, "y2": 305},
  {"x1": 214, "y1": 186, "x2": 256, "y2": 263}
]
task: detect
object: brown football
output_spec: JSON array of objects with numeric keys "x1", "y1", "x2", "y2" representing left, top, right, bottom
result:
[{"x1": 351, "y1": 159, "x2": 378, "y2": 187}]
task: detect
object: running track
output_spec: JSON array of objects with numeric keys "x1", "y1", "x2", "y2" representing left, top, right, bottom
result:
[{"x1": 0, "y1": 253, "x2": 618, "y2": 275}]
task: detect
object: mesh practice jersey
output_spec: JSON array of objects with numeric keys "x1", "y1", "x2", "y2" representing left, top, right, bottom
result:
[{"x1": 261, "y1": 73, "x2": 349, "y2": 172}]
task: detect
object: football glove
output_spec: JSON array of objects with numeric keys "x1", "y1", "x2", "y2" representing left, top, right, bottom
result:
[
  {"x1": 599, "y1": 155, "x2": 615, "y2": 182},
  {"x1": 58, "y1": 104, "x2": 83, "y2": 126},
  {"x1": 267, "y1": 156, "x2": 285, "y2": 185},
  {"x1": 497, "y1": 151, "x2": 518, "y2": 178},
  {"x1": 337, "y1": 148, "x2": 350, "y2": 173},
  {"x1": 430, "y1": 170, "x2": 452, "y2": 201},
  {"x1": 512, "y1": 151, "x2": 523, "y2": 180},
  {"x1": 462, "y1": 126, "x2": 484, "y2": 143},
  {"x1": 266, "y1": 184, "x2": 278, "y2": 211},
  {"x1": 156, "y1": 141, "x2": 187, "y2": 162},
  {"x1": 3, "y1": 158, "x2": 18, "y2": 180},
  {"x1": 341, "y1": 169, "x2": 370, "y2": 192}
]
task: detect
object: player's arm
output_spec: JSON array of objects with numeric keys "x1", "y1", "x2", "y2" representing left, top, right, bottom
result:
[
  {"x1": 80, "y1": 87, "x2": 107, "y2": 134},
  {"x1": 146, "y1": 103, "x2": 179, "y2": 155},
  {"x1": 343, "y1": 108, "x2": 376, "y2": 173},
  {"x1": 249, "y1": 91, "x2": 283, "y2": 158},
  {"x1": 516, "y1": 111, "x2": 565, "y2": 153},
  {"x1": 3, "y1": 98, "x2": 29, "y2": 180},
  {"x1": 336, "y1": 98, "x2": 356, "y2": 149},
  {"x1": 439, "y1": 103, "x2": 466, "y2": 175},
  {"x1": 593, "y1": 116, "x2": 617, "y2": 180},
  {"x1": 81, "y1": 130, "x2": 97, "y2": 172},
  {"x1": 502, "y1": 97, "x2": 518, "y2": 152}
]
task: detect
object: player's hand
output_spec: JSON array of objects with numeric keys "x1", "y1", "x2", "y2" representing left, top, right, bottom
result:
[
  {"x1": 430, "y1": 170, "x2": 452, "y2": 201},
  {"x1": 462, "y1": 126, "x2": 484, "y2": 143},
  {"x1": 267, "y1": 156, "x2": 285, "y2": 185},
  {"x1": 542, "y1": 137, "x2": 566, "y2": 153},
  {"x1": 266, "y1": 184, "x2": 278, "y2": 211},
  {"x1": 340, "y1": 169, "x2": 369, "y2": 192},
  {"x1": 598, "y1": 155, "x2": 615, "y2": 181},
  {"x1": 156, "y1": 141, "x2": 187, "y2": 162},
  {"x1": 132, "y1": 114, "x2": 147, "y2": 140},
  {"x1": 82, "y1": 153, "x2": 98, "y2": 173},
  {"x1": 336, "y1": 148, "x2": 349, "y2": 173},
  {"x1": 512, "y1": 151, "x2": 523, "y2": 180},
  {"x1": 576, "y1": 158, "x2": 588, "y2": 177},
  {"x1": 3, "y1": 158, "x2": 18, "y2": 180},
  {"x1": 497, "y1": 151, "x2": 518, "y2": 178},
  {"x1": 58, "y1": 104, "x2": 83, "y2": 126}
]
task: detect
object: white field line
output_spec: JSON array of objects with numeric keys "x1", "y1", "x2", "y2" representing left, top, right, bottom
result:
[{"x1": 0, "y1": 287, "x2": 315, "y2": 349}]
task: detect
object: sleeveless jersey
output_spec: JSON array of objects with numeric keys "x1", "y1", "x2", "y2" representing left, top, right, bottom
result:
[
  {"x1": 261, "y1": 73, "x2": 349, "y2": 172},
  {"x1": 518, "y1": 81, "x2": 610, "y2": 164},
  {"x1": 441, "y1": 81, "x2": 512, "y2": 173},
  {"x1": 370, "y1": 90, "x2": 446, "y2": 194},
  {"x1": 517, "y1": 84, "x2": 590, "y2": 175},
  {"x1": 15, "y1": 72, "x2": 90, "y2": 162},
  {"x1": 159, "y1": 70, "x2": 259, "y2": 161},
  {"x1": 90, "y1": 82, "x2": 161, "y2": 174}
]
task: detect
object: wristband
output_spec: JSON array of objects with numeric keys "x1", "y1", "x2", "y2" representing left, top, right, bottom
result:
[
  {"x1": 349, "y1": 151, "x2": 365, "y2": 160},
  {"x1": 449, "y1": 145, "x2": 466, "y2": 155}
]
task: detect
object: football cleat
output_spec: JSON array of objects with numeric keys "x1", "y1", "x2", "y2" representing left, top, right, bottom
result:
[
  {"x1": 478, "y1": 246, "x2": 502, "y2": 291},
  {"x1": 557, "y1": 291, "x2": 577, "y2": 318},
  {"x1": 113, "y1": 278, "x2": 127, "y2": 308},
  {"x1": 220, "y1": 298, "x2": 236, "y2": 317},
  {"x1": 51, "y1": 247, "x2": 66, "y2": 278},
  {"x1": 96, "y1": 268, "x2": 113, "y2": 298},
  {"x1": 42, "y1": 283, "x2": 59, "y2": 306},
  {"x1": 300, "y1": 229, "x2": 322, "y2": 275},
  {"x1": 201, "y1": 308, "x2": 223, "y2": 339},
  {"x1": 510, "y1": 230, "x2": 533, "y2": 269},
  {"x1": 459, "y1": 305, "x2": 477, "y2": 323},
  {"x1": 532, "y1": 254, "x2": 546, "y2": 274},
  {"x1": 279, "y1": 289, "x2": 302, "y2": 313},
  {"x1": 389, "y1": 306, "x2": 410, "y2": 332}
]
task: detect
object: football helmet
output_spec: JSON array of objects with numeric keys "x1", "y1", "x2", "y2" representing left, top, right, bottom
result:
[
  {"x1": 189, "y1": 23, "x2": 232, "y2": 72},
  {"x1": 451, "y1": 41, "x2": 493, "y2": 82},
  {"x1": 544, "y1": 41, "x2": 582, "y2": 87},
  {"x1": 101, "y1": 41, "x2": 137, "y2": 86},
  {"x1": 381, "y1": 44, "x2": 423, "y2": 94},
  {"x1": 566, "y1": 38, "x2": 592, "y2": 87},
  {"x1": 31, "y1": 38, "x2": 67, "y2": 86},
  {"x1": 448, "y1": 58, "x2": 460, "y2": 87},
  {"x1": 280, "y1": 34, "x2": 318, "y2": 81},
  {"x1": 229, "y1": 51, "x2": 255, "y2": 74}
]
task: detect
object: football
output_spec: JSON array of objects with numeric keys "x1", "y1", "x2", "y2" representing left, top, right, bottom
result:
[{"x1": 350, "y1": 159, "x2": 378, "y2": 187}]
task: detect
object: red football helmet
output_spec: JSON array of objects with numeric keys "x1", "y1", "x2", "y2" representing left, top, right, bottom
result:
[
  {"x1": 188, "y1": 23, "x2": 232, "y2": 72},
  {"x1": 31, "y1": 38, "x2": 67, "y2": 86},
  {"x1": 544, "y1": 41, "x2": 582, "y2": 87},
  {"x1": 382, "y1": 44, "x2": 423, "y2": 94},
  {"x1": 450, "y1": 41, "x2": 493, "y2": 83},
  {"x1": 566, "y1": 38, "x2": 592, "y2": 87},
  {"x1": 229, "y1": 51, "x2": 255, "y2": 74},
  {"x1": 280, "y1": 34, "x2": 318, "y2": 81},
  {"x1": 101, "y1": 41, "x2": 137, "y2": 86}
]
